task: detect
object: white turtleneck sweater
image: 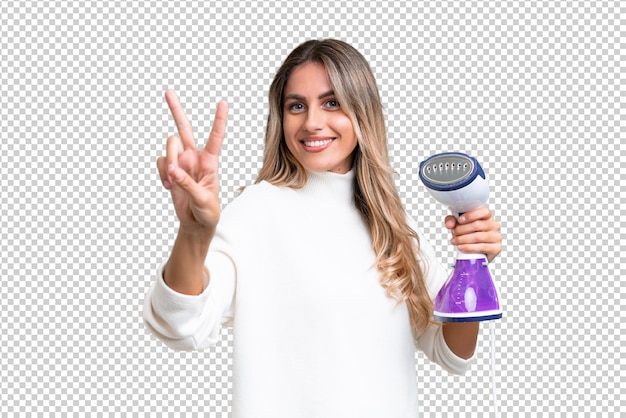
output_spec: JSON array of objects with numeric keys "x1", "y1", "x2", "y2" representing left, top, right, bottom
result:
[{"x1": 144, "y1": 170, "x2": 475, "y2": 417}]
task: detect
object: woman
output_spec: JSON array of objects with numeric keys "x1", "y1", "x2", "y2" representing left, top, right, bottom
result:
[{"x1": 145, "y1": 39, "x2": 502, "y2": 417}]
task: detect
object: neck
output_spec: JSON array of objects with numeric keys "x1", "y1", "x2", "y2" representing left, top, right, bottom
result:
[{"x1": 301, "y1": 170, "x2": 355, "y2": 206}]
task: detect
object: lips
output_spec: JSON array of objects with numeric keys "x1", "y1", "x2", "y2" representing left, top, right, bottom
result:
[
  {"x1": 300, "y1": 137, "x2": 335, "y2": 152},
  {"x1": 303, "y1": 138, "x2": 334, "y2": 147}
]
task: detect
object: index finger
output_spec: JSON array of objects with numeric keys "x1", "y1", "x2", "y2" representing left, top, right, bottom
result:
[
  {"x1": 458, "y1": 206, "x2": 492, "y2": 224},
  {"x1": 165, "y1": 89, "x2": 196, "y2": 149},
  {"x1": 204, "y1": 100, "x2": 228, "y2": 156}
]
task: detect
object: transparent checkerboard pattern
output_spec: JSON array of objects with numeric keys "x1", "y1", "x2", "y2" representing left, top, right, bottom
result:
[{"x1": 1, "y1": 0, "x2": 622, "y2": 416}]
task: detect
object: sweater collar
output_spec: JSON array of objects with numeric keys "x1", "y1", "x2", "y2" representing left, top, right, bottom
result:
[{"x1": 301, "y1": 170, "x2": 355, "y2": 205}]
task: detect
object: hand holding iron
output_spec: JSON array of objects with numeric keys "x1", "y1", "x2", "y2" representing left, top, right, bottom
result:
[{"x1": 445, "y1": 207, "x2": 502, "y2": 263}]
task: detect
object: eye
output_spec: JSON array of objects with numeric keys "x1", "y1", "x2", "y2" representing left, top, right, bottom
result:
[
  {"x1": 286, "y1": 102, "x2": 305, "y2": 112},
  {"x1": 324, "y1": 99, "x2": 340, "y2": 109}
]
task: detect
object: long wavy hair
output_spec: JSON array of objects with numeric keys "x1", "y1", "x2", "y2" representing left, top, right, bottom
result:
[{"x1": 256, "y1": 39, "x2": 434, "y2": 333}]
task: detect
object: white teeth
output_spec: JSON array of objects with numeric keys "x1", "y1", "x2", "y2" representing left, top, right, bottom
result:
[{"x1": 304, "y1": 139, "x2": 334, "y2": 147}]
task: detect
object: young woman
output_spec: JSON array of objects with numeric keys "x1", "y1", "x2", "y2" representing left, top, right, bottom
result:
[{"x1": 144, "y1": 39, "x2": 502, "y2": 417}]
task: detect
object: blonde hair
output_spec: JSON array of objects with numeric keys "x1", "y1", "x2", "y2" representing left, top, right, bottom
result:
[{"x1": 256, "y1": 39, "x2": 434, "y2": 333}]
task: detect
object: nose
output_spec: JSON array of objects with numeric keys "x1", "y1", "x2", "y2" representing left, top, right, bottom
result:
[{"x1": 303, "y1": 107, "x2": 325, "y2": 132}]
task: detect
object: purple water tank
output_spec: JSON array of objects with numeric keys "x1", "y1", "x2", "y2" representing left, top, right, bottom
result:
[{"x1": 434, "y1": 257, "x2": 502, "y2": 322}]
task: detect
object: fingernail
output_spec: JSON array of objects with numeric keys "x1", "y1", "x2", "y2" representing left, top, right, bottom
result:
[
  {"x1": 459, "y1": 215, "x2": 466, "y2": 223},
  {"x1": 163, "y1": 180, "x2": 171, "y2": 189},
  {"x1": 168, "y1": 164, "x2": 176, "y2": 173}
]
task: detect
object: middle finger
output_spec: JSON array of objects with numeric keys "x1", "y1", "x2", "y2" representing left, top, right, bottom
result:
[
  {"x1": 454, "y1": 219, "x2": 493, "y2": 236},
  {"x1": 165, "y1": 89, "x2": 196, "y2": 149}
]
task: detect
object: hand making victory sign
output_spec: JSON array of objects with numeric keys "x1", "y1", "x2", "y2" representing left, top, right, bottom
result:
[
  {"x1": 156, "y1": 90, "x2": 228, "y2": 295},
  {"x1": 157, "y1": 90, "x2": 228, "y2": 233}
]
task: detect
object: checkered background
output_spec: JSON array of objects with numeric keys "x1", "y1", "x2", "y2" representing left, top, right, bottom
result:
[{"x1": 1, "y1": 0, "x2": 622, "y2": 416}]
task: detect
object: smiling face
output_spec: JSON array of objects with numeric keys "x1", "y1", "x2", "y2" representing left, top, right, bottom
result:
[{"x1": 282, "y1": 62, "x2": 358, "y2": 174}]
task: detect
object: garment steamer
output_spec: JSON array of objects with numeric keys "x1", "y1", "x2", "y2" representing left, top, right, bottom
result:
[
  {"x1": 419, "y1": 152, "x2": 502, "y2": 416},
  {"x1": 418, "y1": 152, "x2": 502, "y2": 322}
]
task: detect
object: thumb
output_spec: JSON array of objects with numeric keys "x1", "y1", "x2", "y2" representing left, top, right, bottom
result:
[
  {"x1": 444, "y1": 215, "x2": 457, "y2": 230},
  {"x1": 168, "y1": 165, "x2": 203, "y2": 197}
]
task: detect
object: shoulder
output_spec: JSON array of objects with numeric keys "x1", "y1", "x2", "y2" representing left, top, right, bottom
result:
[
  {"x1": 222, "y1": 181, "x2": 296, "y2": 215},
  {"x1": 237, "y1": 180, "x2": 295, "y2": 200},
  {"x1": 216, "y1": 181, "x2": 298, "y2": 234}
]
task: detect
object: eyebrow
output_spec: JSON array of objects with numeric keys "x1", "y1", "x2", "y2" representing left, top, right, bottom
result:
[{"x1": 284, "y1": 90, "x2": 335, "y2": 102}]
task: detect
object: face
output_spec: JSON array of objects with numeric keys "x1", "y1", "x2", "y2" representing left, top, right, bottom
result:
[{"x1": 282, "y1": 62, "x2": 358, "y2": 174}]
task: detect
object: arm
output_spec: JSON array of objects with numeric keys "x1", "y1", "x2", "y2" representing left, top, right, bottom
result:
[
  {"x1": 411, "y1": 220, "x2": 476, "y2": 374},
  {"x1": 163, "y1": 225, "x2": 213, "y2": 295},
  {"x1": 144, "y1": 91, "x2": 231, "y2": 350},
  {"x1": 442, "y1": 322, "x2": 479, "y2": 360},
  {"x1": 155, "y1": 90, "x2": 228, "y2": 294}
]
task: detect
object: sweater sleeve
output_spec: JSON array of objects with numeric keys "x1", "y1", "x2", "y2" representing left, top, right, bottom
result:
[
  {"x1": 411, "y1": 219, "x2": 477, "y2": 375},
  {"x1": 143, "y1": 249, "x2": 236, "y2": 351}
]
